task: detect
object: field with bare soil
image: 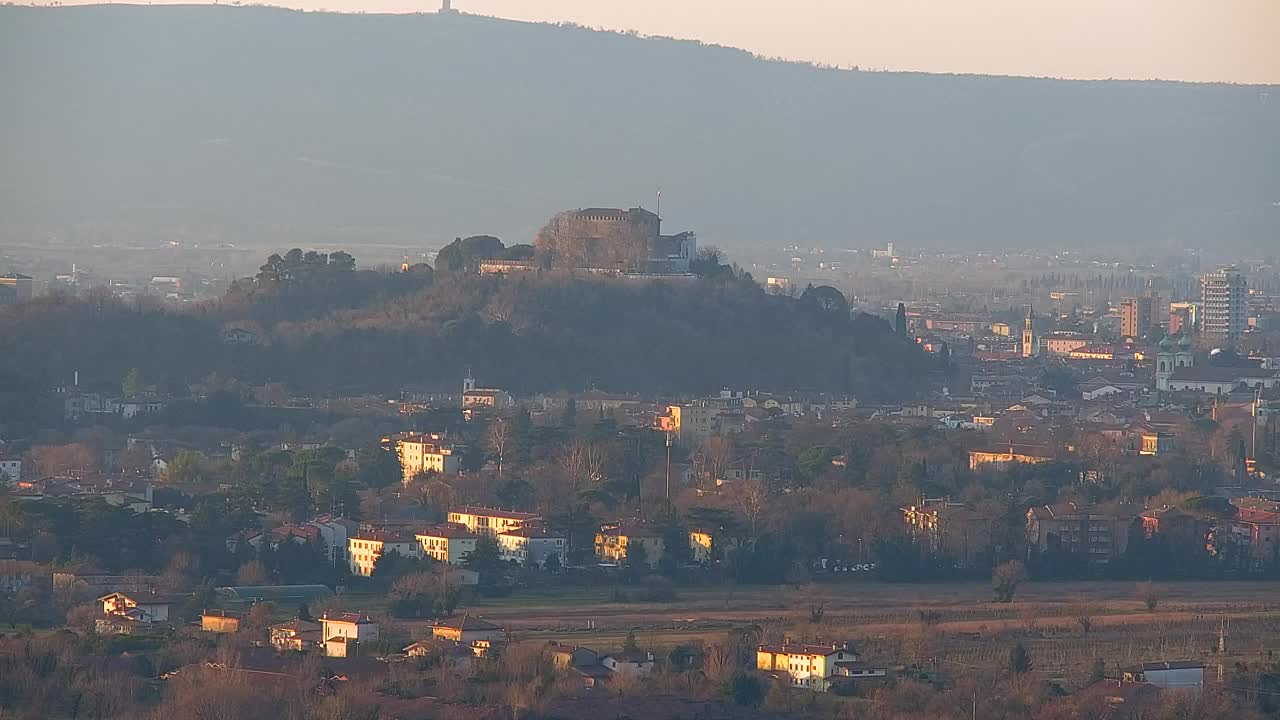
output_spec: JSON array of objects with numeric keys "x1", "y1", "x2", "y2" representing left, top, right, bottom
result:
[{"x1": 403, "y1": 580, "x2": 1280, "y2": 684}]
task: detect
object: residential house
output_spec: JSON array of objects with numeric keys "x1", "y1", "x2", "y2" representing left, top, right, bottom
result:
[
  {"x1": 99, "y1": 591, "x2": 173, "y2": 623},
  {"x1": 601, "y1": 649, "x2": 655, "y2": 678},
  {"x1": 1140, "y1": 432, "x2": 1177, "y2": 456},
  {"x1": 756, "y1": 642, "x2": 860, "y2": 692},
  {"x1": 393, "y1": 433, "x2": 460, "y2": 483},
  {"x1": 321, "y1": 612, "x2": 378, "y2": 658},
  {"x1": 347, "y1": 531, "x2": 421, "y2": 577},
  {"x1": 496, "y1": 525, "x2": 567, "y2": 567},
  {"x1": 270, "y1": 618, "x2": 323, "y2": 652},
  {"x1": 1226, "y1": 497, "x2": 1280, "y2": 565},
  {"x1": 900, "y1": 499, "x2": 994, "y2": 565},
  {"x1": 0, "y1": 457, "x2": 21, "y2": 483},
  {"x1": 447, "y1": 506, "x2": 540, "y2": 536},
  {"x1": 656, "y1": 403, "x2": 721, "y2": 445},
  {"x1": 1140, "y1": 507, "x2": 1209, "y2": 545},
  {"x1": 416, "y1": 523, "x2": 478, "y2": 565},
  {"x1": 402, "y1": 638, "x2": 474, "y2": 667},
  {"x1": 688, "y1": 527, "x2": 737, "y2": 564},
  {"x1": 97, "y1": 591, "x2": 176, "y2": 634},
  {"x1": 430, "y1": 614, "x2": 504, "y2": 644},
  {"x1": 309, "y1": 516, "x2": 358, "y2": 566},
  {"x1": 549, "y1": 643, "x2": 600, "y2": 671},
  {"x1": 595, "y1": 521, "x2": 665, "y2": 568},
  {"x1": 1025, "y1": 503, "x2": 1137, "y2": 565}
]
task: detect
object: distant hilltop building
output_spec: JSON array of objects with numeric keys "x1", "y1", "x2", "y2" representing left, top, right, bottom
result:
[
  {"x1": 534, "y1": 206, "x2": 696, "y2": 274},
  {"x1": 871, "y1": 243, "x2": 895, "y2": 260}
]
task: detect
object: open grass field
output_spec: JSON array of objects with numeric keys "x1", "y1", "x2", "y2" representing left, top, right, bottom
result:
[{"x1": 392, "y1": 580, "x2": 1280, "y2": 683}]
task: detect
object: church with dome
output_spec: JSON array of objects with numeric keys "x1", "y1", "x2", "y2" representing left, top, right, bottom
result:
[{"x1": 1154, "y1": 334, "x2": 1194, "y2": 391}]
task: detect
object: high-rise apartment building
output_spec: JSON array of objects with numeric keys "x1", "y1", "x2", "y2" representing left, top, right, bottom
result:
[
  {"x1": 1120, "y1": 296, "x2": 1153, "y2": 339},
  {"x1": 1200, "y1": 267, "x2": 1247, "y2": 346}
]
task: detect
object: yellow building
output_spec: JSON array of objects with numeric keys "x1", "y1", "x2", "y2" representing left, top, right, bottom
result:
[
  {"x1": 447, "y1": 506, "x2": 541, "y2": 536},
  {"x1": 657, "y1": 403, "x2": 720, "y2": 444},
  {"x1": 395, "y1": 433, "x2": 460, "y2": 484},
  {"x1": 968, "y1": 445, "x2": 1056, "y2": 471},
  {"x1": 1140, "y1": 432, "x2": 1176, "y2": 456},
  {"x1": 595, "y1": 521, "x2": 664, "y2": 568},
  {"x1": 200, "y1": 609, "x2": 241, "y2": 634},
  {"x1": 757, "y1": 642, "x2": 858, "y2": 691},
  {"x1": 689, "y1": 530, "x2": 714, "y2": 564},
  {"x1": 347, "y1": 531, "x2": 422, "y2": 577},
  {"x1": 416, "y1": 523, "x2": 478, "y2": 565}
]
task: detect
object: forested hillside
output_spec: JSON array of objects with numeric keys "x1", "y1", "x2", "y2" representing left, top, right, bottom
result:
[
  {"x1": 0, "y1": 255, "x2": 926, "y2": 399},
  {"x1": 1, "y1": 5, "x2": 1276, "y2": 253}
]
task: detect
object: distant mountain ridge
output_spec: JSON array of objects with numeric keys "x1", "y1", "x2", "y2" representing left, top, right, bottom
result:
[{"x1": 1, "y1": 5, "x2": 1276, "y2": 254}]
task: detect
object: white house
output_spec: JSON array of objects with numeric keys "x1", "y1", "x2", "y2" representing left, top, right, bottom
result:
[
  {"x1": 321, "y1": 612, "x2": 379, "y2": 657},
  {"x1": 0, "y1": 457, "x2": 21, "y2": 484},
  {"x1": 496, "y1": 526, "x2": 567, "y2": 567},
  {"x1": 601, "y1": 649, "x2": 655, "y2": 677},
  {"x1": 99, "y1": 591, "x2": 174, "y2": 623},
  {"x1": 1081, "y1": 384, "x2": 1124, "y2": 401}
]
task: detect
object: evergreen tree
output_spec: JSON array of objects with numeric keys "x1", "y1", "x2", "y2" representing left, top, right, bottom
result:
[
  {"x1": 896, "y1": 302, "x2": 908, "y2": 337},
  {"x1": 1008, "y1": 642, "x2": 1033, "y2": 674}
]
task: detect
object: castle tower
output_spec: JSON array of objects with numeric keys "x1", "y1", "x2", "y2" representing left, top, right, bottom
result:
[{"x1": 1021, "y1": 305, "x2": 1036, "y2": 358}]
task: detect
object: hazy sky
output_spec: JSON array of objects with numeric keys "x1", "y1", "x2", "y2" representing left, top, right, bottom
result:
[{"x1": 45, "y1": 0, "x2": 1280, "y2": 84}]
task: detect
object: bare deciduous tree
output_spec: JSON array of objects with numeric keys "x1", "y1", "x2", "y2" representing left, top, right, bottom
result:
[
  {"x1": 1073, "y1": 602, "x2": 1095, "y2": 635},
  {"x1": 695, "y1": 434, "x2": 735, "y2": 488},
  {"x1": 704, "y1": 642, "x2": 737, "y2": 685},
  {"x1": 1138, "y1": 581, "x2": 1160, "y2": 612},
  {"x1": 558, "y1": 439, "x2": 607, "y2": 491},
  {"x1": 735, "y1": 480, "x2": 769, "y2": 539},
  {"x1": 487, "y1": 418, "x2": 510, "y2": 477}
]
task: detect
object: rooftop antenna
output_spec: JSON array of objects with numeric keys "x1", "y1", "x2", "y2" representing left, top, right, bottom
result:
[{"x1": 656, "y1": 187, "x2": 662, "y2": 221}]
